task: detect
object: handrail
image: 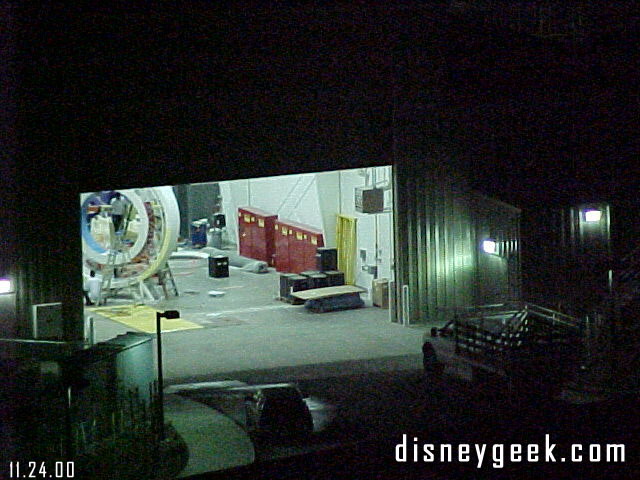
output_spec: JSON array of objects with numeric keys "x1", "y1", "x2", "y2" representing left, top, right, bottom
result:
[
  {"x1": 448, "y1": 300, "x2": 584, "y2": 358},
  {"x1": 437, "y1": 301, "x2": 580, "y2": 327},
  {"x1": 522, "y1": 302, "x2": 582, "y2": 329}
]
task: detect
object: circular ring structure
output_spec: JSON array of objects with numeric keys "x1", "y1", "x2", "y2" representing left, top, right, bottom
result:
[
  {"x1": 81, "y1": 186, "x2": 180, "y2": 289},
  {"x1": 81, "y1": 190, "x2": 150, "y2": 265}
]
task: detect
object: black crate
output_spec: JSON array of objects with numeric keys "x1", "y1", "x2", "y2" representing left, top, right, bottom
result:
[
  {"x1": 286, "y1": 275, "x2": 309, "y2": 304},
  {"x1": 209, "y1": 255, "x2": 229, "y2": 278},
  {"x1": 279, "y1": 273, "x2": 297, "y2": 299},
  {"x1": 309, "y1": 273, "x2": 328, "y2": 289},
  {"x1": 324, "y1": 270, "x2": 345, "y2": 287},
  {"x1": 316, "y1": 247, "x2": 337, "y2": 271},
  {"x1": 212, "y1": 213, "x2": 226, "y2": 228}
]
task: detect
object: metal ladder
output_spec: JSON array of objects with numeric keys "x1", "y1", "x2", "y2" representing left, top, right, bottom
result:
[
  {"x1": 156, "y1": 263, "x2": 179, "y2": 299},
  {"x1": 98, "y1": 248, "x2": 118, "y2": 305}
]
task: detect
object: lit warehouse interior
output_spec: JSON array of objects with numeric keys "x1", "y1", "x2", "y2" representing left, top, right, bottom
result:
[{"x1": 79, "y1": 166, "x2": 409, "y2": 379}]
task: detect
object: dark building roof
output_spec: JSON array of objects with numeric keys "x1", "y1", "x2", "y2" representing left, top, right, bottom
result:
[{"x1": 5, "y1": 2, "x2": 638, "y2": 202}]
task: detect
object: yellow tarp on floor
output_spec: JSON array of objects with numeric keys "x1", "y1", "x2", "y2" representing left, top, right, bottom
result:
[{"x1": 88, "y1": 305, "x2": 203, "y2": 333}]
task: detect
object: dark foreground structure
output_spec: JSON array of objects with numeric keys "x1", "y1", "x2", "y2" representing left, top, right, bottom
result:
[{"x1": 2, "y1": 2, "x2": 639, "y2": 479}]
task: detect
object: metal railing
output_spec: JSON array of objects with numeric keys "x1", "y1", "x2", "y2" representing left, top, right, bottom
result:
[{"x1": 442, "y1": 301, "x2": 583, "y2": 358}]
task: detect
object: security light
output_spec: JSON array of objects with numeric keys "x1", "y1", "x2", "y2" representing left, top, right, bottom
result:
[
  {"x1": 584, "y1": 209, "x2": 602, "y2": 223},
  {"x1": 0, "y1": 278, "x2": 12, "y2": 294},
  {"x1": 482, "y1": 240, "x2": 497, "y2": 254}
]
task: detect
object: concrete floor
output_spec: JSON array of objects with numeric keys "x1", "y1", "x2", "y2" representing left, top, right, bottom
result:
[{"x1": 88, "y1": 251, "x2": 427, "y2": 384}]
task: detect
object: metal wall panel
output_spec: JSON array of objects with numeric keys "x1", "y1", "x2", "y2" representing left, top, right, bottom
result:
[
  {"x1": 13, "y1": 187, "x2": 85, "y2": 340},
  {"x1": 522, "y1": 202, "x2": 611, "y2": 313},
  {"x1": 393, "y1": 163, "x2": 521, "y2": 325},
  {"x1": 472, "y1": 193, "x2": 521, "y2": 305}
]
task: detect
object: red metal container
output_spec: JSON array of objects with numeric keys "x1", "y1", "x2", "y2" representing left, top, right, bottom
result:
[
  {"x1": 274, "y1": 219, "x2": 324, "y2": 273},
  {"x1": 237, "y1": 207, "x2": 278, "y2": 265},
  {"x1": 274, "y1": 219, "x2": 291, "y2": 272}
]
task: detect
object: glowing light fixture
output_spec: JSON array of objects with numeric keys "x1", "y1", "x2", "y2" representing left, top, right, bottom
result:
[
  {"x1": 482, "y1": 240, "x2": 497, "y2": 254},
  {"x1": 584, "y1": 209, "x2": 602, "y2": 223},
  {"x1": 0, "y1": 278, "x2": 12, "y2": 294}
]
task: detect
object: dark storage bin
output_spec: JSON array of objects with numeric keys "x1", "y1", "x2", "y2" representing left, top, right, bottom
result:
[
  {"x1": 279, "y1": 273, "x2": 297, "y2": 299},
  {"x1": 324, "y1": 270, "x2": 345, "y2": 287},
  {"x1": 305, "y1": 292, "x2": 364, "y2": 313},
  {"x1": 316, "y1": 247, "x2": 337, "y2": 271},
  {"x1": 191, "y1": 220, "x2": 208, "y2": 247},
  {"x1": 209, "y1": 255, "x2": 229, "y2": 278},
  {"x1": 286, "y1": 274, "x2": 309, "y2": 304},
  {"x1": 212, "y1": 213, "x2": 226, "y2": 229},
  {"x1": 309, "y1": 273, "x2": 328, "y2": 289}
]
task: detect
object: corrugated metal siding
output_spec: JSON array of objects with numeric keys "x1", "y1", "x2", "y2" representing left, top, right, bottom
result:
[
  {"x1": 472, "y1": 192, "x2": 521, "y2": 305},
  {"x1": 569, "y1": 204, "x2": 611, "y2": 261},
  {"x1": 13, "y1": 187, "x2": 84, "y2": 340},
  {"x1": 521, "y1": 203, "x2": 610, "y2": 313},
  {"x1": 393, "y1": 164, "x2": 521, "y2": 325}
]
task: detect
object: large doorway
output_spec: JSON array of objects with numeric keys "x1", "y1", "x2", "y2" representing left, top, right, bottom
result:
[{"x1": 80, "y1": 166, "x2": 425, "y2": 382}]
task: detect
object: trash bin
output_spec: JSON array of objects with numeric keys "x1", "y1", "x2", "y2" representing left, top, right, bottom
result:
[
  {"x1": 209, "y1": 255, "x2": 229, "y2": 278},
  {"x1": 191, "y1": 220, "x2": 208, "y2": 247}
]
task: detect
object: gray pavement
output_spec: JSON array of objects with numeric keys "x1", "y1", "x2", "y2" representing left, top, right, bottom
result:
[
  {"x1": 87, "y1": 253, "x2": 428, "y2": 478},
  {"x1": 85, "y1": 251, "x2": 640, "y2": 478},
  {"x1": 164, "y1": 393, "x2": 254, "y2": 477},
  {"x1": 89, "y1": 254, "x2": 427, "y2": 384}
]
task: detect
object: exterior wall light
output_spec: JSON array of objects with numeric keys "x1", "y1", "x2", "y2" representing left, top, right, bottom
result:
[
  {"x1": 0, "y1": 278, "x2": 13, "y2": 294},
  {"x1": 482, "y1": 240, "x2": 497, "y2": 254},
  {"x1": 584, "y1": 209, "x2": 602, "y2": 223}
]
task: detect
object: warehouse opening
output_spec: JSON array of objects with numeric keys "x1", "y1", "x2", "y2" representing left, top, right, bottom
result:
[{"x1": 80, "y1": 166, "x2": 425, "y2": 381}]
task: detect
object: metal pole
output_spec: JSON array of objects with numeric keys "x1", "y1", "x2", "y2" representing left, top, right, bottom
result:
[
  {"x1": 65, "y1": 386, "x2": 72, "y2": 459},
  {"x1": 156, "y1": 313, "x2": 165, "y2": 440}
]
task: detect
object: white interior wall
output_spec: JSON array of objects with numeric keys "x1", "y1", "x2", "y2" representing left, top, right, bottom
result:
[
  {"x1": 218, "y1": 167, "x2": 394, "y2": 294},
  {"x1": 314, "y1": 171, "x2": 340, "y2": 247},
  {"x1": 220, "y1": 173, "x2": 323, "y2": 246},
  {"x1": 219, "y1": 179, "x2": 249, "y2": 245},
  {"x1": 339, "y1": 166, "x2": 393, "y2": 289}
]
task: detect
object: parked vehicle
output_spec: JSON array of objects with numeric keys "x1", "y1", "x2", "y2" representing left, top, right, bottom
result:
[
  {"x1": 422, "y1": 302, "x2": 584, "y2": 397},
  {"x1": 244, "y1": 383, "x2": 314, "y2": 438}
]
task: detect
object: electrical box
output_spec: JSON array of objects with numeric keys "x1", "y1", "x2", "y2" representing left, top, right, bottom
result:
[
  {"x1": 32, "y1": 302, "x2": 64, "y2": 340},
  {"x1": 355, "y1": 187, "x2": 384, "y2": 214},
  {"x1": 274, "y1": 219, "x2": 324, "y2": 273},
  {"x1": 238, "y1": 207, "x2": 278, "y2": 265}
]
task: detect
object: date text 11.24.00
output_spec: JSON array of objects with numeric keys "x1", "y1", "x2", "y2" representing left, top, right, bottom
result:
[{"x1": 9, "y1": 461, "x2": 75, "y2": 478}]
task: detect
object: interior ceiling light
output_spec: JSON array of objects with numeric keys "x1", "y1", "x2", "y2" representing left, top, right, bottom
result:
[
  {"x1": 482, "y1": 240, "x2": 497, "y2": 254},
  {"x1": 0, "y1": 278, "x2": 12, "y2": 294},
  {"x1": 584, "y1": 209, "x2": 602, "y2": 223}
]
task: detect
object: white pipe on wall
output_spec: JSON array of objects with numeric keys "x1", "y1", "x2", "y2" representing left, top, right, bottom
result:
[{"x1": 402, "y1": 284, "x2": 410, "y2": 326}]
